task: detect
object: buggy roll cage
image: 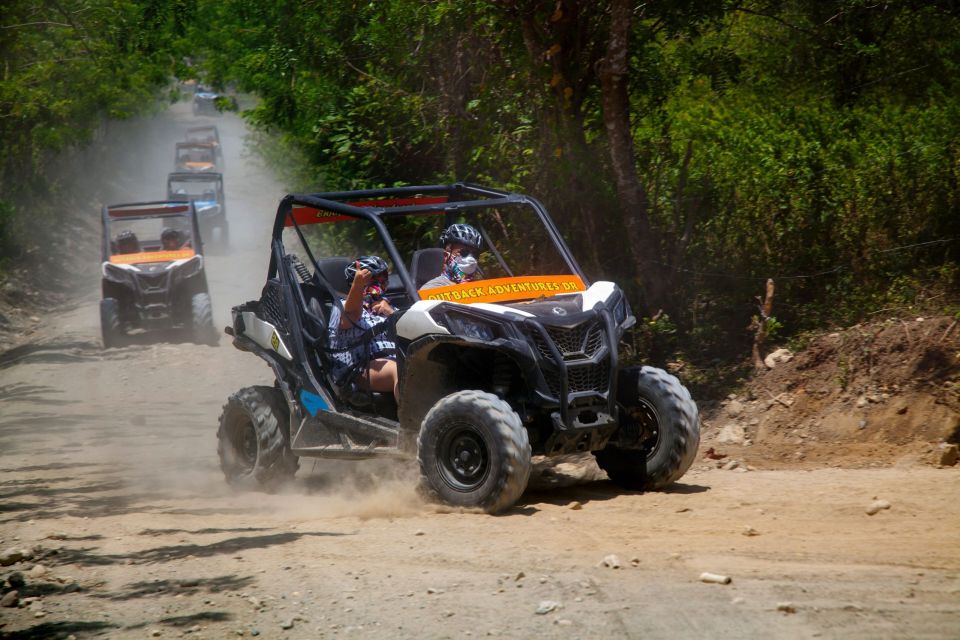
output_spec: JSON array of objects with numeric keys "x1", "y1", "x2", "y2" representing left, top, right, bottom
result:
[
  {"x1": 166, "y1": 172, "x2": 224, "y2": 196},
  {"x1": 268, "y1": 182, "x2": 589, "y2": 305},
  {"x1": 186, "y1": 126, "x2": 220, "y2": 144},
  {"x1": 101, "y1": 200, "x2": 203, "y2": 262},
  {"x1": 174, "y1": 141, "x2": 217, "y2": 158}
]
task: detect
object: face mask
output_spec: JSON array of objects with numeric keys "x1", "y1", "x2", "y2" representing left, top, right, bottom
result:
[
  {"x1": 453, "y1": 255, "x2": 479, "y2": 275},
  {"x1": 362, "y1": 280, "x2": 386, "y2": 308},
  {"x1": 445, "y1": 255, "x2": 480, "y2": 283}
]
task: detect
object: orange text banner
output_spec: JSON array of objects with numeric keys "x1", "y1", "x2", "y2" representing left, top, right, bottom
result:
[
  {"x1": 419, "y1": 275, "x2": 586, "y2": 304},
  {"x1": 109, "y1": 249, "x2": 195, "y2": 265}
]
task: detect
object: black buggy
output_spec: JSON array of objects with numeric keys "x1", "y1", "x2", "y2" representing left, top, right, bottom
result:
[
  {"x1": 100, "y1": 201, "x2": 218, "y2": 347},
  {"x1": 218, "y1": 183, "x2": 699, "y2": 513},
  {"x1": 167, "y1": 172, "x2": 229, "y2": 247}
]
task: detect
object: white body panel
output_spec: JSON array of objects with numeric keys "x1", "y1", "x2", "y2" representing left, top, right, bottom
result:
[
  {"x1": 241, "y1": 311, "x2": 292, "y2": 360},
  {"x1": 580, "y1": 281, "x2": 616, "y2": 311},
  {"x1": 396, "y1": 301, "x2": 451, "y2": 340}
]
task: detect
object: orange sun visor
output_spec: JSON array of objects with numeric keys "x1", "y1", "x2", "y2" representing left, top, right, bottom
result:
[
  {"x1": 110, "y1": 249, "x2": 196, "y2": 264},
  {"x1": 285, "y1": 196, "x2": 449, "y2": 227},
  {"x1": 419, "y1": 275, "x2": 586, "y2": 304}
]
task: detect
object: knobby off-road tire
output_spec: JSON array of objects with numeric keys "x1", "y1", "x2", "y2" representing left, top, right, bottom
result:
[
  {"x1": 217, "y1": 386, "x2": 299, "y2": 490},
  {"x1": 100, "y1": 298, "x2": 123, "y2": 348},
  {"x1": 191, "y1": 292, "x2": 218, "y2": 346},
  {"x1": 417, "y1": 390, "x2": 531, "y2": 514},
  {"x1": 594, "y1": 366, "x2": 700, "y2": 491}
]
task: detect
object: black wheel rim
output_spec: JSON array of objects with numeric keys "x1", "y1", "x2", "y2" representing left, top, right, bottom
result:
[
  {"x1": 436, "y1": 422, "x2": 490, "y2": 492},
  {"x1": 632, "y1": 398, "x2": 663, "y2": 459},
  {"x1": 232, "y1": 416, "x2": 258, "y2": 472}
]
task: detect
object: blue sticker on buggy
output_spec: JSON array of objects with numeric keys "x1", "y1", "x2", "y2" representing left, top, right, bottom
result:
[{"x1": 300, "y1": 390, "x2": 330, "y2": 416}]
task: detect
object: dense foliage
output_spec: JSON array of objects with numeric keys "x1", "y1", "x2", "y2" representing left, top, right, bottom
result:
[
  {"x1": 0, "y1": 0, "x2": 184, "y2": 258},
  {"x1": 175, "y1": 0, "x2": 959, "y2": 359},
  {"x1": 3, "y1": 0, "x2": 959, "y2": 366}
]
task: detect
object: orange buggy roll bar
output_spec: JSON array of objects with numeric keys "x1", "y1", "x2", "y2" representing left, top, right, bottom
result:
[{"x1": 284, "y1": 196, "x2": 449, "y2": 227}]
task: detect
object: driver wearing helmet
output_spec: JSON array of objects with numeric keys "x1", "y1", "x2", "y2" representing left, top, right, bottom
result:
[
  {"x1": 115, "y1": 230, "x2": 140, "y2": 255},
  {"x1": 327, "y1": 256, "x2": 399, "y2": 400},
  {"x1": 161, "y1": 227, "x2": 184, "y2": 251},
  {"x1": 421, "y1": 223, "x2": 484, "y2": 289}
]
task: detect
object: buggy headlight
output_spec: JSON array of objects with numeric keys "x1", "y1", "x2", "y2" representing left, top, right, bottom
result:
[
  {"x1": 445, "y1": 313, "x2": 497, "y2": 341},
  {"x1": 102, "y1": 262, "x2": 138, "y2": 281},
  {"x1": 167, "y1": 255, "x2": 203, "y2": 278},
  {"x1": 609, "y1": 291, "x2": 635, "y2": 330},
  {"x1": 613, "y1": 296, "x2": 627, "y2": 325}
]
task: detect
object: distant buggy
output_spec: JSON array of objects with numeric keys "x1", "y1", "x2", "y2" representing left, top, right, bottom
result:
[
  {"x1": 192, "y1": 86, "x2": 220, "y2": 116},
  {"x1": 218, "y1": 183, "x2": 699, "y2": 513},
  {"x1": 100, "y1": 201, "x2": 218, "y2": 347},
  {"x1": 167, "y1": 172, "x2": 229, "y2": 247},
  {"x1": 192, "y1": 86, "x2": 237, "y2": 116},
  {"x1": 174, "y1": 142, "x2": 218, "y2": 173},
  {"x1": 185, "y1": 126, "x2": 223, "y2": 165}
]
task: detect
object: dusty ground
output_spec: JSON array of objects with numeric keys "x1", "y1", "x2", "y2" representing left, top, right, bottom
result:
[{"x1": 1, "y1": 102, "x2": 959, "y2": 640}]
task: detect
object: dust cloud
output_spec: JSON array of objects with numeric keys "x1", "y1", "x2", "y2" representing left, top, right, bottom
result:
[{"x1": 0, "y1": 97, "x2": 425, "y2": 521}]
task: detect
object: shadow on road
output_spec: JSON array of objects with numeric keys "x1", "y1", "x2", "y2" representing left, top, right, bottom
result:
[
  {"x1": 0, "y1": 383, "x2": 72, "y2": 405},
  {"x1": 0, "y1": 340, "x2": 116, "y2": 370},
  {"x1": 49, "y1": 531, "x2": 351, "y2": 568},
  {"x1": 159, "y1": 611, "x2": 233, "y2": 627},
  {"x1": 0, "y1": 462, "x2": 103, "y2": 473},
  {"x1": 516, "y1": 479, "x2": 711, "y2": 514},
  {"x1": 4, "y1": 621, "x2": 118, "y2": 640},
  {"x1": 95, "y1": 574, "x2": 255, "y2": 601},
  {"x1": 138, "y1": 526, "x2": 273, "y2": 537}
]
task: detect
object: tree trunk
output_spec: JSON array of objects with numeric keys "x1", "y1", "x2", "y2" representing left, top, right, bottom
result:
[
  {"x1": 752, "y1": 278, "x2": 776, "y2": 370},
  {"x1": 514, "y1": 3, "x2": 606, "y2": 278},
  {"x1": 598, "y1": 0, "x2": 665, "y2": 314}
]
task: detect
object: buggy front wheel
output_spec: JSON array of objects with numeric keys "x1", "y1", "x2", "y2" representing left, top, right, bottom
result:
[
  {"x1": 417, "y1": 390, "x2": 531, "y2": 514},
  {"x1": 100, "y1": 298, "x2": 123, "y2": 348},
  {"x1": 191, "y1": 292, "x2": 218, "y2": 345},
  {"x1": 594, "y1": 366, "x2": 700, "y2": 490}
]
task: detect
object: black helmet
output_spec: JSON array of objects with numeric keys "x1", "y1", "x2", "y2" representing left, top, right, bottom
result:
[
  {"x1": 161, "y1": 227, "x2": 183, "y2": 247},
  {"x1": 439, "y1": 223, "x2": 482, "y2": 251},
  {"x1": 344, "y1": 255, "x2": 389, "y2": 284},
  {"x1": 116, "y1": 230, "x2": 139, "y2": 254}
]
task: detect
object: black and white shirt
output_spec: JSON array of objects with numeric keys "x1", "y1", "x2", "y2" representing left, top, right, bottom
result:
[{"x1": 327, "y1": 303, "x2": 395, "y2": 382}]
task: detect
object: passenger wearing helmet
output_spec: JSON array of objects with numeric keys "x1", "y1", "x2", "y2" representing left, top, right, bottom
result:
[
  {"x1": 161, "y1": 227, "x2": 184, "y2": 251},
  {"x1": 115, "y1": 230, "x2": 140, "y2": 255},
  {"x1": 421, "y1": 223, "x2": 484, "y2": 289},
  {"x1": 327, "y1": 256, "x2": 399, "y2": 400}
]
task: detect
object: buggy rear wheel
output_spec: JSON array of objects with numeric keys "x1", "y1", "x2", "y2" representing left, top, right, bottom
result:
[
  {"x1": 217, "y1": 386, "x2": 298, "y2": 489},
  {"x1": 100, "y1": 298, "x2": 123, "y2": 348},
  {"x1": 594, "y1": 366, "x2": 700, "y2": 491},
  {"x1": 191, "y1": 292, "x2": 218, "y2": 345},
  {"x1": 417, "y1": 390, "x2": 531, "y2": 514}
]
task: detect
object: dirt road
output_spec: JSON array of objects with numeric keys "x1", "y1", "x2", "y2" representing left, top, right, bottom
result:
[{"x1": 1, "y1": 103, "x2": 959, "y2": 639}]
